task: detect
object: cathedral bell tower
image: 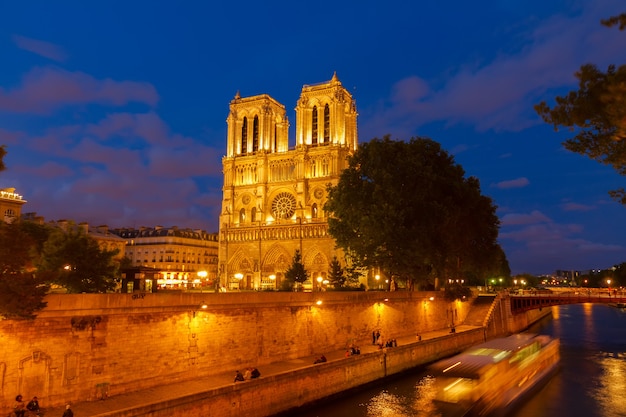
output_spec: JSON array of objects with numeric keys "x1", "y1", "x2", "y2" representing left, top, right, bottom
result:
[{"x1": 219, "y1": 74, "x2": 358, "y2": 291}]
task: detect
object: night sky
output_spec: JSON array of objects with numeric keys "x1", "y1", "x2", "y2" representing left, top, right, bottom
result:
[{"x1": 1, "y1": 0, "x2": 625, "y2": 275}]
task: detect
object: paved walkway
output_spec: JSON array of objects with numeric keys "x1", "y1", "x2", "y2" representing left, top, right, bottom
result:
[{"x1": 41, "y1": 325, "x2": 474, "y2": 417}]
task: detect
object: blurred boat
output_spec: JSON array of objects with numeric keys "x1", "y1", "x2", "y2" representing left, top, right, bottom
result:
[{"x1": 429, "y1": 333, "x2": 560, "y2": 417}]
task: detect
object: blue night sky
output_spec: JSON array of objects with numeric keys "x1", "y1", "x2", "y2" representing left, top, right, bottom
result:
[{"x1": 1, "y1": 0, "x2": 625, "y2": 275}]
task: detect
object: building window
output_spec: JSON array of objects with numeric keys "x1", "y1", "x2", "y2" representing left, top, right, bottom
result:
[
  {"x1": 241, "y1": 117, "x2": 248, "y2": 155},
  {"x1": 312, "y1": 203, "x2": 318, "y2": 219},
  {"x1": 323, "y1": 104, "x2": 330, "y2": 143},
  {"x1": 251, "y1": 207, "x2": 257, "y2": 222},
  {"x1": 253, "y1": 115, "x2": 259, "y2": 153},
  {"x1": 311, "y1": 106, "x2": 318, "y2": 145},
  {"x1": 239, "y1": 208, "x2": 246, "y2": 224}
]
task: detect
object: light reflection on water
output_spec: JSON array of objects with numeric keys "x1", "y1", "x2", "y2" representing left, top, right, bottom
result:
[
  {"x1": 363, "y1": 376, "x2": 440, "y2": 417},
  {"x1": 590, "y1": 353, "x2": 626, "y2": 417},
  {"x1": 291, "y1": 304, "x2": 626, "y2": 417}
]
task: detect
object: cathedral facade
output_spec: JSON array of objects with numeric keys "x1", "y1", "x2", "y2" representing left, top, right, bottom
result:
[{"x1": 218, "y1": 74, "x2": 358, "y2": 290}]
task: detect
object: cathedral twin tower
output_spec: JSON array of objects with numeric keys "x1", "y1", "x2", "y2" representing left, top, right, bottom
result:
[{"x1": 219, "y1": 73, "x2": 358, "y2": 290}]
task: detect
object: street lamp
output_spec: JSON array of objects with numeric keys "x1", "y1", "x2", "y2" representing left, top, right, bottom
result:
[
  {"x1": 317, "y1": 276, "x2": 323, "y2": 291},
  {"x1": 375, "y1": 274, "x2": 380, "y2": 290},
  {"x1": 234, "y1": 273, "x2": 243, "y2": 290},
  {"x1": 197, "y1": 270, "x2": 208, "y2": 291}
]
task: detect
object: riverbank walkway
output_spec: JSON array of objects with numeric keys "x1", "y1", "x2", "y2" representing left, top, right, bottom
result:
[{"x1": 41, "y1": 325, "x2": 476, "y2": 417}]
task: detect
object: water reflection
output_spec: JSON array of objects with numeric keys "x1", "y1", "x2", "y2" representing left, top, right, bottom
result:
[
  {"x1": 363, "y1": 375, "x2": 439, "y2": 417},
  {"x1": 293, "y1": 304, "x2": 626, "y2": 417},
  {"x1": 591, "y1": 353, "x2": 626, "y2": 417}
]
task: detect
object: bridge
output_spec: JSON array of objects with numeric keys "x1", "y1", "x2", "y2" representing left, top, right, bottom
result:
[{"x1": 509, "y1": 291, "x2": 626, "y2": 314}]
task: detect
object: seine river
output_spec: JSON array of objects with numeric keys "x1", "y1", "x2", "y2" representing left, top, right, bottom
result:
[{"x1": 292, "y1": 303, "x2": 626, "y2": 417}]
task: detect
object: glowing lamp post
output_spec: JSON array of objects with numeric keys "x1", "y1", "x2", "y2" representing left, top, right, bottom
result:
[
  {"x1": 317, "y1": 276, "x2": 323, "y2": 291},
  {"x1": 234, "y1": 273, "x2": 243, "y2": 290},
  {"x1": 197, "y1": 270, "x2": 208, "y2": 291},
  {"x1": 269, "y1": 274, "x2": 276, "y2": 290}
]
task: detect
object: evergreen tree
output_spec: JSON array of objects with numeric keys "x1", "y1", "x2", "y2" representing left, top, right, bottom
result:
[
  {"x1": 284, "y1": 250, "x2": 309, "y2": 292},
  {"x1": 327, "y1": 256, "x2": 346, "y2": 289}
]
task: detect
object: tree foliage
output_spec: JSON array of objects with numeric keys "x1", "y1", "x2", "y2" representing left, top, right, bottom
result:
[
  {"x1": 534, "y1": 14, "x2": 626, "y2": 204},
  {"x1": 444, "y1": 282, "x2": 473, "y2": 302},
  {"x1": 324, "y1": 136, "x2": 504, "y2": 290},
  {"x1": 0, "y1": 221, "x2": 49, "y2": 319},
  {"x1": 283, "y1": 250, "x2": 309, "y2": 291},
  {"x1": 327, "y1": 256, "x2": 346, "y2": 288},
  {"x1": 38, "y1": 225, "x2": 119, "y2": 293},
  {"x1": 0, "y1": 145, "x2": 6, "y2": 173}
]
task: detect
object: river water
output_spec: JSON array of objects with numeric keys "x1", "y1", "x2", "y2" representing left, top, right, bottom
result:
[{"x1": 292, "y1": 303, "x2": 626, "y2": 417}]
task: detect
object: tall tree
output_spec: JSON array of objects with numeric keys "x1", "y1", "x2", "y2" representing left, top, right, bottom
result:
[
  {"x1": 38, "y1": 225, "x2": 119, "y2": 293},
  {"x1": 0, "y1": 221, "x2": 49, "y2": 319},
  {"x1": 324, "y1": 136, "x2": 503, "y2": 290},
  {"x1": 535, "y1": 13, "x2": 626, "y2": 204},
  {"x1": 283, "y1": 250, "x2": 309, "y2": 291},
  {"x1": 327, "y1": 256, "x2": 346, "y2": 289}
]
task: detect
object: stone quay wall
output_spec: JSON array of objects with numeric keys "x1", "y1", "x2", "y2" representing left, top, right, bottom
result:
[
  {"x1": 91, "y1": 328, "x2": 487, "y2": 417},
  {"x1": 0, "y1": 291, "x2": 471, "y2": 410}
]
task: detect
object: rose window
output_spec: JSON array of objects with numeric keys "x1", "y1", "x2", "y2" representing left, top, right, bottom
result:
[{"x1": 272, "y1": 192, "x2": 296, "y2": 220}]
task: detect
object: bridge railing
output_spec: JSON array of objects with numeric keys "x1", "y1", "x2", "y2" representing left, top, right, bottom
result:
[{"x1": 509, "y1": 291, "x2": 626, "y2": 314}]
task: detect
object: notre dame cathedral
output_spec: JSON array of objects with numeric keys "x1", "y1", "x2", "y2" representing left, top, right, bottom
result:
[{"x1": 218, "y1": 73, "x2": 358, "y2": 290}]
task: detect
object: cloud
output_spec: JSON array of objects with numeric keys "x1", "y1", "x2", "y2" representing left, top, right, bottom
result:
[
  {"x1": 28, "y1": 161, "x2": 74, "y2": 177},
  {"x1": 561, "y1": 202, "x2": 595, "y2": 212},
  {"x1": 493, "y1": 177, "x2": 529, "y2": 189},
  {"x1": 499, "y1": 204, "x2": 625, "y2": 273},
  {"x1": 9, "y1": 107, "x2": 225, "y2": 230},
  {"x1": 86, "y1": 112, "x2": 171, "y2": 146},
  {"x1": 501, "y1": 210, "x2": 551, "y2": 226},
  {"x1": 0, "y1": 67, "x2": 159, "y2": 114},
  {"x1": 360, "y1": 2, "x2": 626, "y2": 137},
  {"x1": 0, "y1": 128, "x2": 23, "y2": 145},
  {"x1": 12, "y1": 34, "x2": 67, "y2": 62}
]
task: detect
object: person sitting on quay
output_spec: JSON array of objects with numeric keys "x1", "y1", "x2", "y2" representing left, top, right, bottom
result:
[
  {"x1": 243, "y1": 368, "x2": 252, "y2": 380},
  {"x1": 250, "y1": 367, "x2": 261, "y2": 379},
  {"x1": 314, "y1": 354, "x2": 327, "y2": 364},
  {"x1": 13, "y1": 395, "x2": 25, "y2": 417},
  {"x1": 234, "y1": 370, "x2": 245, "y2": 383},
  {"x1": 26, "y1": 396, "x2": 41, "y2": 416}
]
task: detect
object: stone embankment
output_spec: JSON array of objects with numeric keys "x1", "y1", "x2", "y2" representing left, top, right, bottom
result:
[{"x1": 1, "y1": 291, "x2": 551, "y2": 416}]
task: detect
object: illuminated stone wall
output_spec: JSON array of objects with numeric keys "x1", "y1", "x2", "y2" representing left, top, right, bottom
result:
[
  {"x1": 0, "y1": 291, "x2": 469, "y2": 410},
  {"x1": 0, "y1": 187, "x2": 26, "y2": 222}
]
